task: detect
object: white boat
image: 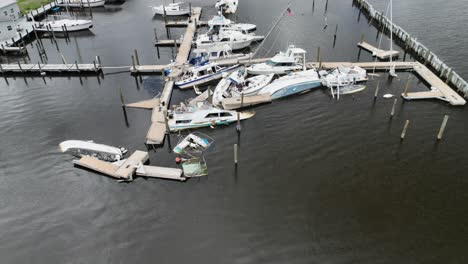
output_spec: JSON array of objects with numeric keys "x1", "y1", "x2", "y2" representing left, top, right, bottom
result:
[
  {"x1": 167, "y1": 101, "x2": 255, "y2": 131},
  {"x1": 59, "y1": 140, "x2": 128, "y2": 162},
  {"x1": 34, "y1": 18, "x2": 93, "y2": 32},
  {"x1": 212, "y1": 68, "x2": 274, "y2": 107},
  {"x1": 152, "y1": 2, "x2": 191, "y2": 16},
  {"x1": 247, "y1": 45, "x2": 307, "y2": 75},
  {"x1": 258, "y1": 70, "x2": 322, "y2": 100},
  {"x1": 208, "y1": 15, "x2": 256, "y2": 33},
  {"x1": 175, "y1": 61, "x2": 242, "y2": 89},
  {"x1": 215, "y1": 0, "x2": 239, "y2": 14},
  {"x1": 192, "y1": 44, "x2": 252, "y2": 62},
  {"x1": 61, "y1": 0, "x2": 105, "y2": 8},
  {"x1": 319, "y1": 66, "x2": 368, "y2": 88},
  {"x1": 196, "y1": 30, "x2": 254, "y2": 51},
  {"x1": 173, "y1": 133, "x2": 213, "y2": 156}
]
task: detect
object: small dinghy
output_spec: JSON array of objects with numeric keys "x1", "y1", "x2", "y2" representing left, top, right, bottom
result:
[
  {"x1": 330, "y1": 85, "x2": 367, "y2": 98},
  {"x1": 196, "y1": 30, "x2": 255, "y2": 51},
  {"x1": 247, "y1": 45, "x2": 307, "y2": 75},
  {"x1": 61, "y1": 0, "x2": 105, "y2": 8},
  {"x1": 175, "y1": 61, "x2": 242, "y2": 89},
  {"x1": 215, "y1": 0, "x2": 239, "y2": 14},
  {"x1": 34, "y1": 18, "x2": 93, "y2": 32},
  {"x1": 319, "y1": 66, "x2": 368, "y2": 88},
  {"x1": 152, "y1": 2, "x2": 191, "y2": 16},
  {"x1": 259, "y1": 69, "x2": 322, "y2": 100},
  {"x1": 167, "y1": 101, "x2": 255, "y2": 131},
  {"x1": 59, "y1": 140, "x2": 128, "y2": 162}
]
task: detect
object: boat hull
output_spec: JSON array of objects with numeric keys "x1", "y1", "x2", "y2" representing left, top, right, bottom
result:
[
  {"x1": 169, "y1": 111, "x2": 254, "y2": 131},
  {"x1": 61, "y1": 0, "x2": 105, "y2": 7},
  {"x1": 35, "y1": 20, "x2": 93, "y2": 32},
  {"x1": 197, "y1": 40, "x2": 253, "y2": 51},
  {"x1": 153, "y1": 7, "x2": 190, "y2": 16},
  {"x1": 176, "y1": 65, "x2": 242, "y2": 89},
  {"x1": 247, "y1": 66, "x2": 303, "y2": 75}
]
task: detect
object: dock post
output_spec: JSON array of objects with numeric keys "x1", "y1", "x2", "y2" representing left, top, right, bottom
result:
[
  {"x1": 189, "y1": 2, "x2": 192, "y2": 16},
  {"x1": 153, "y1": 28, "x2": 158, "y2": 43},
  {"x1": 240, "y1": 93, "x2": 244, "y2": 108},
  {"x1": 173, "y1": 39, "x2": 178, "y2": 55},
  {"x1": 93, "y1": 60, "x2": 97, "y2": 72},
  {"x1": 134, "y1": 49, "x2": 140, "y2": 66},
  {"x1": 119, "y1": 87, "x2": 125, "y2": 106},
  {"x1": 64, "y1": 24, "x2": 69, "y2": 40},
  {"x1": 437, "y1": 115, "x2": 449, "y2": 140},
  {"x1": 334, "y1": 24, "x2": 338, "y2": 39},
  {"x1": 236, "y1": 112, "x2": 241, "y2": 132},
  {"x1": 17, "y1": 61, "x2": 24, "y2": 73},
  {"x1": 234, "y1": 144, "x2": 238, "y2": 165},
  {"x1": 131, "y1": 55, "x2": 136, "y2": 73},
  {"x1": 360, "y1": 33, "x2": 364, "y2": 44},
  {"x1": 87, "y1": 0, "x2": 92, "y2": 18},
  {"x1": 37, "y1": 61, "x2": 43, "y2": 75},
  {"x1": 208, "y1": 88, "x2": 213, "y2": 104},
  {"x1": 400, "y1": 120, "x2": 410, "y2": 140},
  {"x1": 374, "y1": 80, "x2": 380, "y2": 99},
  {"x1": 404, "y1": 77, "x2": 411, "y2": 97},
  {"x1": 0, "y1": 63, "x2": 3, "y2": 74},
  {"x1": 75, "y1": 60, "x2": 80, "y2": 72},
  {"x1": 97, "y1": 55, "x2": 102, "y2": 66},
  {"x1": 163, "y1": 110, "x2": 170, "y2": 134},
  {"x1": 163, "y1": 6, "x2": 168, "y2": 26},
  {"x1": 390, "y1": 98, "x2": 397, "y2": 118},
  {"x1": 49, "y1": 25, "x2": 57, "y2": 44},
  {"x1": 316, "y1": 46, "x2": 321, "y2": 64}
]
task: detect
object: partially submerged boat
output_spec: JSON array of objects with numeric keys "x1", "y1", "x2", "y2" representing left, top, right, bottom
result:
[
  {"x1": 61, "y1": 0, "x2": 105, "y2": 8},
  {"x1": 34, "y1": 17, "x2": 93, "y2": 32},
  {"x1": 175, "y1": 61, "x2": 242, "y2": 89},
  {"x1": 59, "y1": 140, "x2": 128, "y2": 162},
  {"x1": 247, "y1": 45, "x2": 307, "y2": 75},
  {"x1": 152, "y1": 2, "x2": 191, "y2": 16},
  {"x1": 196, "y1": 30, "x2": 255, "y2": 51},
  {"x1": 173, "y1": 133, "x2": 214, "y2": 157},
  {"x1": 259, "y1": 69, "x2": 322, "y2": 100},
  {"x1": 192, "y1": 44, "x2": 252, "y2": 62},
  {"x1": 215, "y1": 0, "x2": 239, "y2": 14},
  {"x1": 167, "y1": 101, "x2": 255, "y2": 131},
  {"x1": 319, "y1": 66, "x2": 368, "y2": 88}
]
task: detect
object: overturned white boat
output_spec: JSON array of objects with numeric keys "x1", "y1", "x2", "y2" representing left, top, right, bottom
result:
[
  {"x1": 215, "y1": 0, "x2": 239, "y2": 14},
  {"x1": 259, "y1": 69, "x2": 322, "y2": 100},
  {"x1": 173, "y1": 133, "x2": 214, "y2": 157},
  {"x1": 175, "y1": 61, "x2": 242, "y2": 89},
  {"x1": 192, "y1": 44, "x2": 252, "y2": 62},
  {"x1": 208, "y1": 15, "x2": 256, "y2": 33},
  {"x1": 152, "y1": 2, "x2": 191, "y2": 16},
  {"x1": 196, "y1": 30, "x2": 255, "y2": 51},
  {"x1": 319, "y1": 66, "x2": 367, "y2": 88},
  {"x1": 59, "y1": 140, "x2": 128, "y2": 162},
  {"x1": 168, "y1": 101, "x2": 255, "y2": 131},
  {"x1": 247, "y1": 45, "x2": 307, "y2": 75},
  {"x1": 61, "y1": 0, "x2": 105, "y2": 8},
  {"x1": 34, "y1": 18, "x2": 93, "y2": 32}
]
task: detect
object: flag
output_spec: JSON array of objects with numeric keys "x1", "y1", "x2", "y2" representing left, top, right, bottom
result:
[{"x1": 286, "y1": 7, "x2": 294, "y2": 16}]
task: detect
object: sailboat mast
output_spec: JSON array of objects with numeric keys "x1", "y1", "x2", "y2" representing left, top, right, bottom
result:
[{"x1": 390, "y1": 0, "x2": 393, "y2": 63}]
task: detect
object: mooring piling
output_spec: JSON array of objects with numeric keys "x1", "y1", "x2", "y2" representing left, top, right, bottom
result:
[
  {"x1": 437, "y1": 115, "x2": 449, "y2": 140},
  {"x1": 400, "y1": 120, "x2": 410, "y2": 140},
  {"x1": 134, "y1": 49, "x2": 140, "y2": 66},
  {"x1": 236, "y1": 112, "x2": 241, "y2": 132},
  {"x1": 390, "y1": 98, "x2": 397, "y2": 117},
  {"x1": 234, "y1": 144, "x2": 238, "y2": 165},
  {"x1": 404, "y1": 77, "x2": 411, "y2": 97},
  {"x1": 374, "y1": 80, "x2": 380, "y2": 99}
]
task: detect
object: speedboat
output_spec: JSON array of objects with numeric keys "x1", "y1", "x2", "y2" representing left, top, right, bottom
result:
[
  {"x1": 208, "y1": 15, "x2": 256, "y2": 33},
  {"x1": 34, "y1": 18, "x2": 93, "y2": 32},
  {"x1": 258, "y1": 69, "x2": 322, "y2": 100},
  {"x1": 319, "y1": 66, "x2": 367, "y2": 88},
  {"x1": 196, "y1": 30, "x2": 255, "y2": 51},
  {"x1": 175, "y1": 61, "x2": 242, "y2": 89},
  {"x1": 152, "y1": 2, "x2": 191, "y2": 16},
  {"x1": 59, "y1": 140, "x2": 128, "y2": 162},
  {"x1": 247, "y1": 45, "x2": 307, "y2": 75},
  {"x1": 61, "y1": 0, "x2": 105, "y2": 7},
  {"x1": 215, "y1": 0, "x2": 239, "y2": 14},
  {"x1": 213, "y1": 68, "x2": 274, "y2": 107},
  {"x1": 167, "y1": 101, "x2": 255, "y2": 131},
  {"x1": 192, "y1": 44, "x2": 252, "y2": 62}
]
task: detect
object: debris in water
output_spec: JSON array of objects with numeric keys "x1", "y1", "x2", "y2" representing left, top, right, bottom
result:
[{"x1": 383, "y1": 94, "x2": 395, "y2": 98}]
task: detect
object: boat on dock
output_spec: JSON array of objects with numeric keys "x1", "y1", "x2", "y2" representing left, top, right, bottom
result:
[
  {"x1": 167, "y1": 101, "x2": 255, "y2": 131},
  {"x1": 247, "y1": 45, "x2": 307, "y2": 75},
  {"x1": 175, "y1": 61, "x2": 242, "y2": 89},
  {"x1": 259, "y1": 69, "x2": 322, "y2": 100},
  {"x1": 319, "y1": 66, "x2": 368, "y2": 88},
  {"x1": 215, "y1": 0, "x2": 239, "y2": 14},
  {"x1": 59, "y1": 0, "x2": 105, "y2": 8},
  {"x1": 152, "y1": 2, "x2": 191, "y2": 16},
  {"x1": 192, "y1": 45, "x2": 252, "y2": 62},
  {"x1": 34, "y1": 17, "x2": 93, "y2": 32},
  {"x1": 208, "y1": 15, "x2": 257, "y2": 33},
  {"x1": 196, "y1": 30, "x2": 255, "y2": 51},
  {"x1": 59, "y1": 140, "x2": 128, "y2": 162}
]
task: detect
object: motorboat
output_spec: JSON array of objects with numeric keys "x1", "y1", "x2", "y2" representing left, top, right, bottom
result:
[
  {"x1": 175, "y1": 61, "x2": 242, "y2": 89},
  {"x1": 34, "y1": 18, "x2": 93, "y2": 32},
  {"x1": 319, "y1": 66, "x2": 367, "y2": 88},
  {"x1": 208, "y1": 15, "x2": 256, "y2": 33},
  {"x1": 59, "y1": 140, "x2": 128, "y2": 162},
  {"x1": 212, "y1": 68, "x2": 274, "y2": 107},
  {"x1": 173, "y1": 132, "x2": 214, "y2": 157},
  {"x1": 192, "y1": 44, "x2": 252, "y2": 62},
  {"x1": 167, "y1": 101, "x2": 255, "y2": 131},
  {"x1": 196, "y1": 30, "x2": 255, "y2": 51},
  {"x1": 258, "y1": 69, "x2": 322, "y2": 100},
  {"x1": 152, "y1": 2, "x2": 191, "y2": 16},
  {"x1": 215, "y1": 0, "x2": 239, "y2": 14},
  {"x1": 61, "y1": 0, "x2": 105, "y2": 8},
  {"x1": 247, "y1": 45, "x2": 307, "y2": 75}
]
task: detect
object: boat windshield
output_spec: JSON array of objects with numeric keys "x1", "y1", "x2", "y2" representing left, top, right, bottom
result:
[{"x1": 266, "y1": 60, "x2": 277, "y2": 66}]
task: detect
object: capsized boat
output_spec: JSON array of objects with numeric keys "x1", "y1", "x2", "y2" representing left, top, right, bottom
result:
[
  {"x1": 173, "y1": 132, "x2": 214, "y2": 157},
  {"x1": 152, "y1": 2, "x2": 191, "y2": 16},
  {"x1": 192, "y1": 44, "x2": 252, "y2": 62},
  {"x1": 61, "y1": 0, "x2": 105, "y2": 8},
  {"x1": 167, "y1": 101, "x2": 255, "y2": 131},
  {"x1": 215, "y1": 0, "x2": 239, "y2": 14},
  {"x1": 34, "y1": 18, "x2": 93, "y2": 32},
  {"x1": 208, "y1": 15, "x2": 256, "y2": 33},
  {"x1": 259, "y1": 69, "x2": 322, "y2": 100},
  {"x1": 175, "y1": 61, "x2": 242, "y2": 89},
  {"x1": 59, "y1": 140, "x2": 128, "y2": 162},
  {"x1": 247, "y1": 45, "x2": 307, "y2": 75},
  {"x1": 319, "y1": 66, "x2": 367, "y2": 88},
  {"x1": 196, "y1": 30, "x2": 255, "y2": 51}
]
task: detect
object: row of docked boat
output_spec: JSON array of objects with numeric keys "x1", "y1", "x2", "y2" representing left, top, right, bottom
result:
[{"x1": 152, "y1": 0, "x2": 238, "y2": 16}]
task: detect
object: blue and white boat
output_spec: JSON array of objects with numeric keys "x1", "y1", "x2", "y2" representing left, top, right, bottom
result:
[
  {"x1": 175, "y1": 61, "x2": 242, "y2": 89},
  {"x1": 258, "y1": 70, "x2": 322, "y2": 100},
  {"x1": 167, "y1": 101, "x2": 255, "y2": 131}
]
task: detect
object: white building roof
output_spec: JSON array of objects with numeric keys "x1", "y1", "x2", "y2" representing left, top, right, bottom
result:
[{"x1": 0, "y1": 0, "x2": 18, "y2": 8}]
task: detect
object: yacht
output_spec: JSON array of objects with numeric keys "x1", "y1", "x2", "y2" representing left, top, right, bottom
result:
[
  {"x1": 196, "y1": 30, "x2": 255, "y2": 51},
  {"x1": 319, "y1": 66, "x2": 367, "y2": 88},
  {"x1": 175, "y1": 61, "x2": 242, "y2": 89},
  {"x1": 215, "y1": 0, "x2": 239, "y2": 14},
  {"x1": 152, "y1": 2, "x2": 191, "y2": 16},
  {"x1": 247, "y1": 45, "x2": 307, "y2": 75},
  {"x1": 192, "y1": 44, "x2": 252, "y2": 62},
  {"x1": 208, "y1": 15, "x2": 256, "y2": 33},
  {"x1": 34, "y1": 18, "x2": 93, "y2": 32},
  {"x1": 258, "y1": 70, "x2": 322, "y2": 100}
]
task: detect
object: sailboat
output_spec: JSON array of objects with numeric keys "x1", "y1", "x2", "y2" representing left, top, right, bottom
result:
[{"x1": 388, "y1": 0, "x2": 397, "y2": 78}]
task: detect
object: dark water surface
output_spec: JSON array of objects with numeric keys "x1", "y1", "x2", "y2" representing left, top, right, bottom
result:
[{"x1": 1, "y1": 0, "x2": 467, "y2": 263}]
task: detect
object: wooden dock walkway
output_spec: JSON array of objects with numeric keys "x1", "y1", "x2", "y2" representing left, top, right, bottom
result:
[
  {"x1": 0, "y1": 63, "x2": 101, "y2": 74},
  {"x1": 358, "y1": 41, "x2": 399, "y2": 60}
]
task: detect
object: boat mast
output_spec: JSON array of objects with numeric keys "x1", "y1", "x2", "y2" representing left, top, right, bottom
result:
[{"x1": 390, "y1": 0, "x2": 393, "y2": 64}]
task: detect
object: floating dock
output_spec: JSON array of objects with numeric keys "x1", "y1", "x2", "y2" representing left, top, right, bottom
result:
[
  {"x1": 0, "y1": 63, "x2": 101, "y2": 74},
  {"x1": 358, "y1": 41, "x2": 399, "y2": 60}
]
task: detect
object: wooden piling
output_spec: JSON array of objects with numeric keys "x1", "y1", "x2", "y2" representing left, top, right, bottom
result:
[
  {"x1": 17, "y1": 61, "x2": 24, "y2": 72},
  {"x1": 404, "y1": 77, "x2": 411, "y2": 97},
  {"x1": 75, "y1": 60, "x2": 80, "y2": 72},
  {"x1": 87, "y1": 0, "x2": 92, "y2": 17},
  {"x1": 437, "y1": 115, "x2": 449, "y2": 140},
  {"x1": 173, "y1": 39, "x2": 178, "y2": 55},
  {"x1": 234, "y1": 144, "x2": 238, "y2": 165},
  {"x1": 374, "y1": 80, "x2": 380, "y2": 98},
  {"x1": 119, "y1": 87, "x2": 125, "y2": 106},
  {"x1": 316, "y1": 46, "x2": 321, "y2": 62},
  {"x1": 134, "y1": 49, "x2": 140, "y2": 66},
  {"x1": 163, "y1": 110, "x2": 170, "y2": 134},
  {"x1": 241, "y1": 93, "x2": 244, "y2": 108},
  {"x1": 360, "y1": 33, "x2": 365, "y2": 44},
  {"x1": 334, "y1": 24, "x2": 338, "y2": 39},
  {"x1": 390, "y1": 98, "x2": 397, "y2": 117},
  {"x1": 400, "y1": 120, "x2": 410, "y2": 140},
  {"x1": 131, "y1": 55, "x2": 136, "y2": 71},
  {"x1": 236, "y1": 112, "x2": 241, "y2": 132}
]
